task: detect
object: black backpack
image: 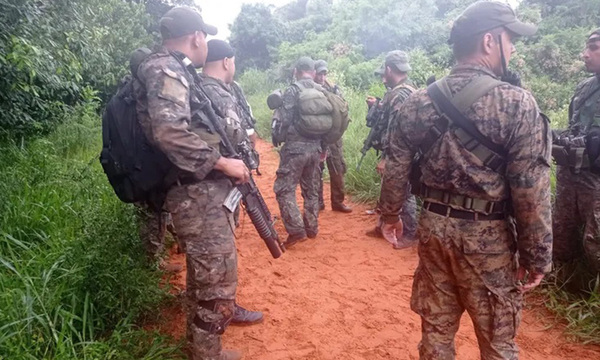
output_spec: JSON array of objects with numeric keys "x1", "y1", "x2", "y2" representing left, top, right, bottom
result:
[{"x1": 99, "y1": 70, "x2": 176, "y2": 211}]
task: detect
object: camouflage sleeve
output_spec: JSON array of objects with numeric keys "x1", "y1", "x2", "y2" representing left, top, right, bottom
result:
[
  {"x1": 140, "y1": 59, "x2": 220, "y2": 177},
  {"x1": 379, "y1": 97, "x2": 418, "y2": 223},
  {"x1": 381, "y1": 88, "x2": 412, "y2": 157},
  {"x1": 506, "y1": 91, "x2": 553, "y2": 274}
]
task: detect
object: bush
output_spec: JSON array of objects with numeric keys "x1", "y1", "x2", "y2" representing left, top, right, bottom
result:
[
  {"x1": 0, "y1": 96, "x2": 181, "y2": 359},
  {"x1": 0, "y1": 0, "x2": 153, "y2": 141}
]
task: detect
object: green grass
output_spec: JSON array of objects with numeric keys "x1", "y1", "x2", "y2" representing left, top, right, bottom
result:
[
  {"x1": 540, "y1": 262, "x2": 600, "y2": 345},
  {"x1": 0, "y1": 97, "x2": 185, "y2": 359}
]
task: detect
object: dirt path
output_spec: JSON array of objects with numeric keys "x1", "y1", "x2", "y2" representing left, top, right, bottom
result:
[{"x1": 156, "y1": 139, "x2": 600, "y2": 360}]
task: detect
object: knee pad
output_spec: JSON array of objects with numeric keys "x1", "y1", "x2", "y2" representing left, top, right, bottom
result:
[{"x1": 192, "y1": 299, "x2": 235, "y2": 335}]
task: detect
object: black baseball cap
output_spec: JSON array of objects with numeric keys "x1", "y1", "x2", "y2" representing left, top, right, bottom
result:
[
  {"x1": 449, "y1": 1, "x2": 537, "y2": 44},
  {"x1": 159, "y1": 7, "x2": 217, "y2": 39},
  {"x1": 206, "y1": 40, "x2": 235, "y2": 63}
]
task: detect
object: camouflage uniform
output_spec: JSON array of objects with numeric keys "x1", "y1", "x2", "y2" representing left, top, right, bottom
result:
[
  {"x1": 138, "y1": 206, "x2": 180, "y2": 258},
  {"x1": 201, "y1": 74, "x2": 250, "y2": 228},
  {"x1": 553, "y1": 75, "x2": 600, "y2": 271},
  {"x1": 379, "y1": 65, "x2": 553, "y2": 359},
  {"x1": 274, "y1": 77, "x2": 322, "y2": 238},
  {"x1": 318, "y1": 81, "x2": 347, "y2": 209},
  {"x1": 377, "y1": 80, "x2": 418, "y2": 238},
  {"x1": 135, "y1": 46, "x2": 237, "y2": 360}
]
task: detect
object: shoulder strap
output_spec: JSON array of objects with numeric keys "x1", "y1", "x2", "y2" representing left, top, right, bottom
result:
[
  {"x1": 427, "y1": 77, "x2": 506, "y2": 156},
  {"x1": 450, "y1": 76, "x2": 505, "y2": 113}
]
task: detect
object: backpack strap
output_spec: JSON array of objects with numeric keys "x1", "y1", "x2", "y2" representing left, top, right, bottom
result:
[{"x1": 420, "y1": 76, "x2": 507, "y2": 174}]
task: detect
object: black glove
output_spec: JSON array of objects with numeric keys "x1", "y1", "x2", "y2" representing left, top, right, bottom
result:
[{"x1": 501, "y1": 70, "x2": 522, "y2": 87}]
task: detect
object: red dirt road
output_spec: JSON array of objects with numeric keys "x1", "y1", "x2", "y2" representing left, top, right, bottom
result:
[{"x1": 157, "y1": 139, "x2": 600, "y2": 360}]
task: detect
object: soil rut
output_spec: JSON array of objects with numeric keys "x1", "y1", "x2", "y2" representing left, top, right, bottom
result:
[{"x1": 155, "y1": 139, "x2": 600, "y2": 360}]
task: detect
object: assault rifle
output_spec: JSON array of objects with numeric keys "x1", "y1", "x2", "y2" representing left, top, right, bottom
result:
[
  {"x1": 186, "y1": 65, "x2": 285, "y2": 259},
  {"x1": 356, "y1": 98, "x2": 384, "y2": 170}
]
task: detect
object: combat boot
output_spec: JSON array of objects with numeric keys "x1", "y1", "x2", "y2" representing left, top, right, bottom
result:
[
  {"x1": 231, "y1": 304, "x2": 264, "y2": 326},
  {"x1": 332, "y1": 204, "x2": 352, "y2": 213},
  {"x1": 220, "y1": 349, "x2": 242, "y2": 360},
  {"x1": 283, "y1": 233, "x2": 307, "y2": 248}
]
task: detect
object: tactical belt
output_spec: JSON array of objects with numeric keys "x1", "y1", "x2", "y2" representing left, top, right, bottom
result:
[
  {"x1": 423, "y1": 201, "x2": 506, "y2": 221},
  {"x1": 176, "y1": 170, "x2": 227, "y2": 186},
  {"x1": 420, "y1": 184, "x2": 507, "y2": 214}
]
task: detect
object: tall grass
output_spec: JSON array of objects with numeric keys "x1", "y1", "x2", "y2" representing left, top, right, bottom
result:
[{"x1": 0, "y1": 96, "x2": 184, "y2": 359}]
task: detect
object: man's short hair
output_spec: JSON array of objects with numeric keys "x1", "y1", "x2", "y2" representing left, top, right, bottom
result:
[{"x1": 452, "y1": 26, "x2": 505, "y2": 60}]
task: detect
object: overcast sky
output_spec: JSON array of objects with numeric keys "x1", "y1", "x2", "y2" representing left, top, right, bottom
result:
[
  {"x1": 198, "y1": 0, "x2": 522, "y2": 41},
  {"x1": 198, "y1": 0, "x2": 291, "y2": 40}
]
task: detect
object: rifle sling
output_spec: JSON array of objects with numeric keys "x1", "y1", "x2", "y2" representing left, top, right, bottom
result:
[{"x1": 423, "y1": 76, "x2": 507, "y2": 173}]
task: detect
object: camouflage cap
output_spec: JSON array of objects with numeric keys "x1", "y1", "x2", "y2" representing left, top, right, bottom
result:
[
  {"x1": 159, "y1": 7, "x2": 217, "y2": 39},
  {"x1": 376, "y1": 50, "x2": 412, "y2": 74},
  {"x1": 295, "y1": 56, "x2": 315, "y2": 72},
  {"x1": 449, "y1": 1, "x2": 537, "y2": 44},
  {"x1": 315, "y1": 60, "x2": 328, "y2": 74}
]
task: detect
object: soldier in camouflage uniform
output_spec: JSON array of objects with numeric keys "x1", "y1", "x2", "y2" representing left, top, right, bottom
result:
[
  {"x1": 202, "y1": 39, "x2": 265, "y2": 326},
  {"x1": 274, "y1": 57, "x2": 322, "y2": 247},
  {"x1": 134, "y1": 7, "x2": 250, "y2": 360},
  {"x1": 379, "y1": 2, "x2": 552, "y2": 359},
  {"x1": 553, "y1": 29, "x2": 600, "y2": 272},
  {"x1": 313, "y1": 60, "x2": 352, "y2": 213},
  {"x1": 366, "y1": 51, "x2": 418, "y2": 243}
]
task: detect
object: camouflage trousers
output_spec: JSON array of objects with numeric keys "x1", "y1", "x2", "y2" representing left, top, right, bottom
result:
[
  {"x1": 138, "y1": 206, "x2": 181, "y2": 258},
  {"x1": 164, "y1": 179, "x2": 238, "y2": 360},
  {"x1": 553, "y1": 166, "x2": 600, "y2": 272},
  {"x1": 318, "y1": 139, "x2": 347, "y2": 208},
  {"x1": 411, "y1": 210, "x2": 521, "y2": 360},
  {"x1": 274, "y1": 142, "x2": 321, "y2": 237}
]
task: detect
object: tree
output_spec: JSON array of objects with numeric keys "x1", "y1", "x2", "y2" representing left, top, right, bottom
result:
[{"x1": 229, "y1": 4, "x2": 283, "y2": 72}]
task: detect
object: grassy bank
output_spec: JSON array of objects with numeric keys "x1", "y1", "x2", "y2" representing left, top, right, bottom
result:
[{"x1": 0, "y1": 96, "x2": 184, "y2": 359}]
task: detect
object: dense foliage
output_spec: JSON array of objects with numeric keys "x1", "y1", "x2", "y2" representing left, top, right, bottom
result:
[{"x1": 0, "y1": 0, "x2": 156, "y2": 140}]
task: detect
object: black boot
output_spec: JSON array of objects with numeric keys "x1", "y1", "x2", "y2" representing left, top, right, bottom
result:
[{"x1": 231, "y1": 304, "x2": 264, "y2": 326}]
